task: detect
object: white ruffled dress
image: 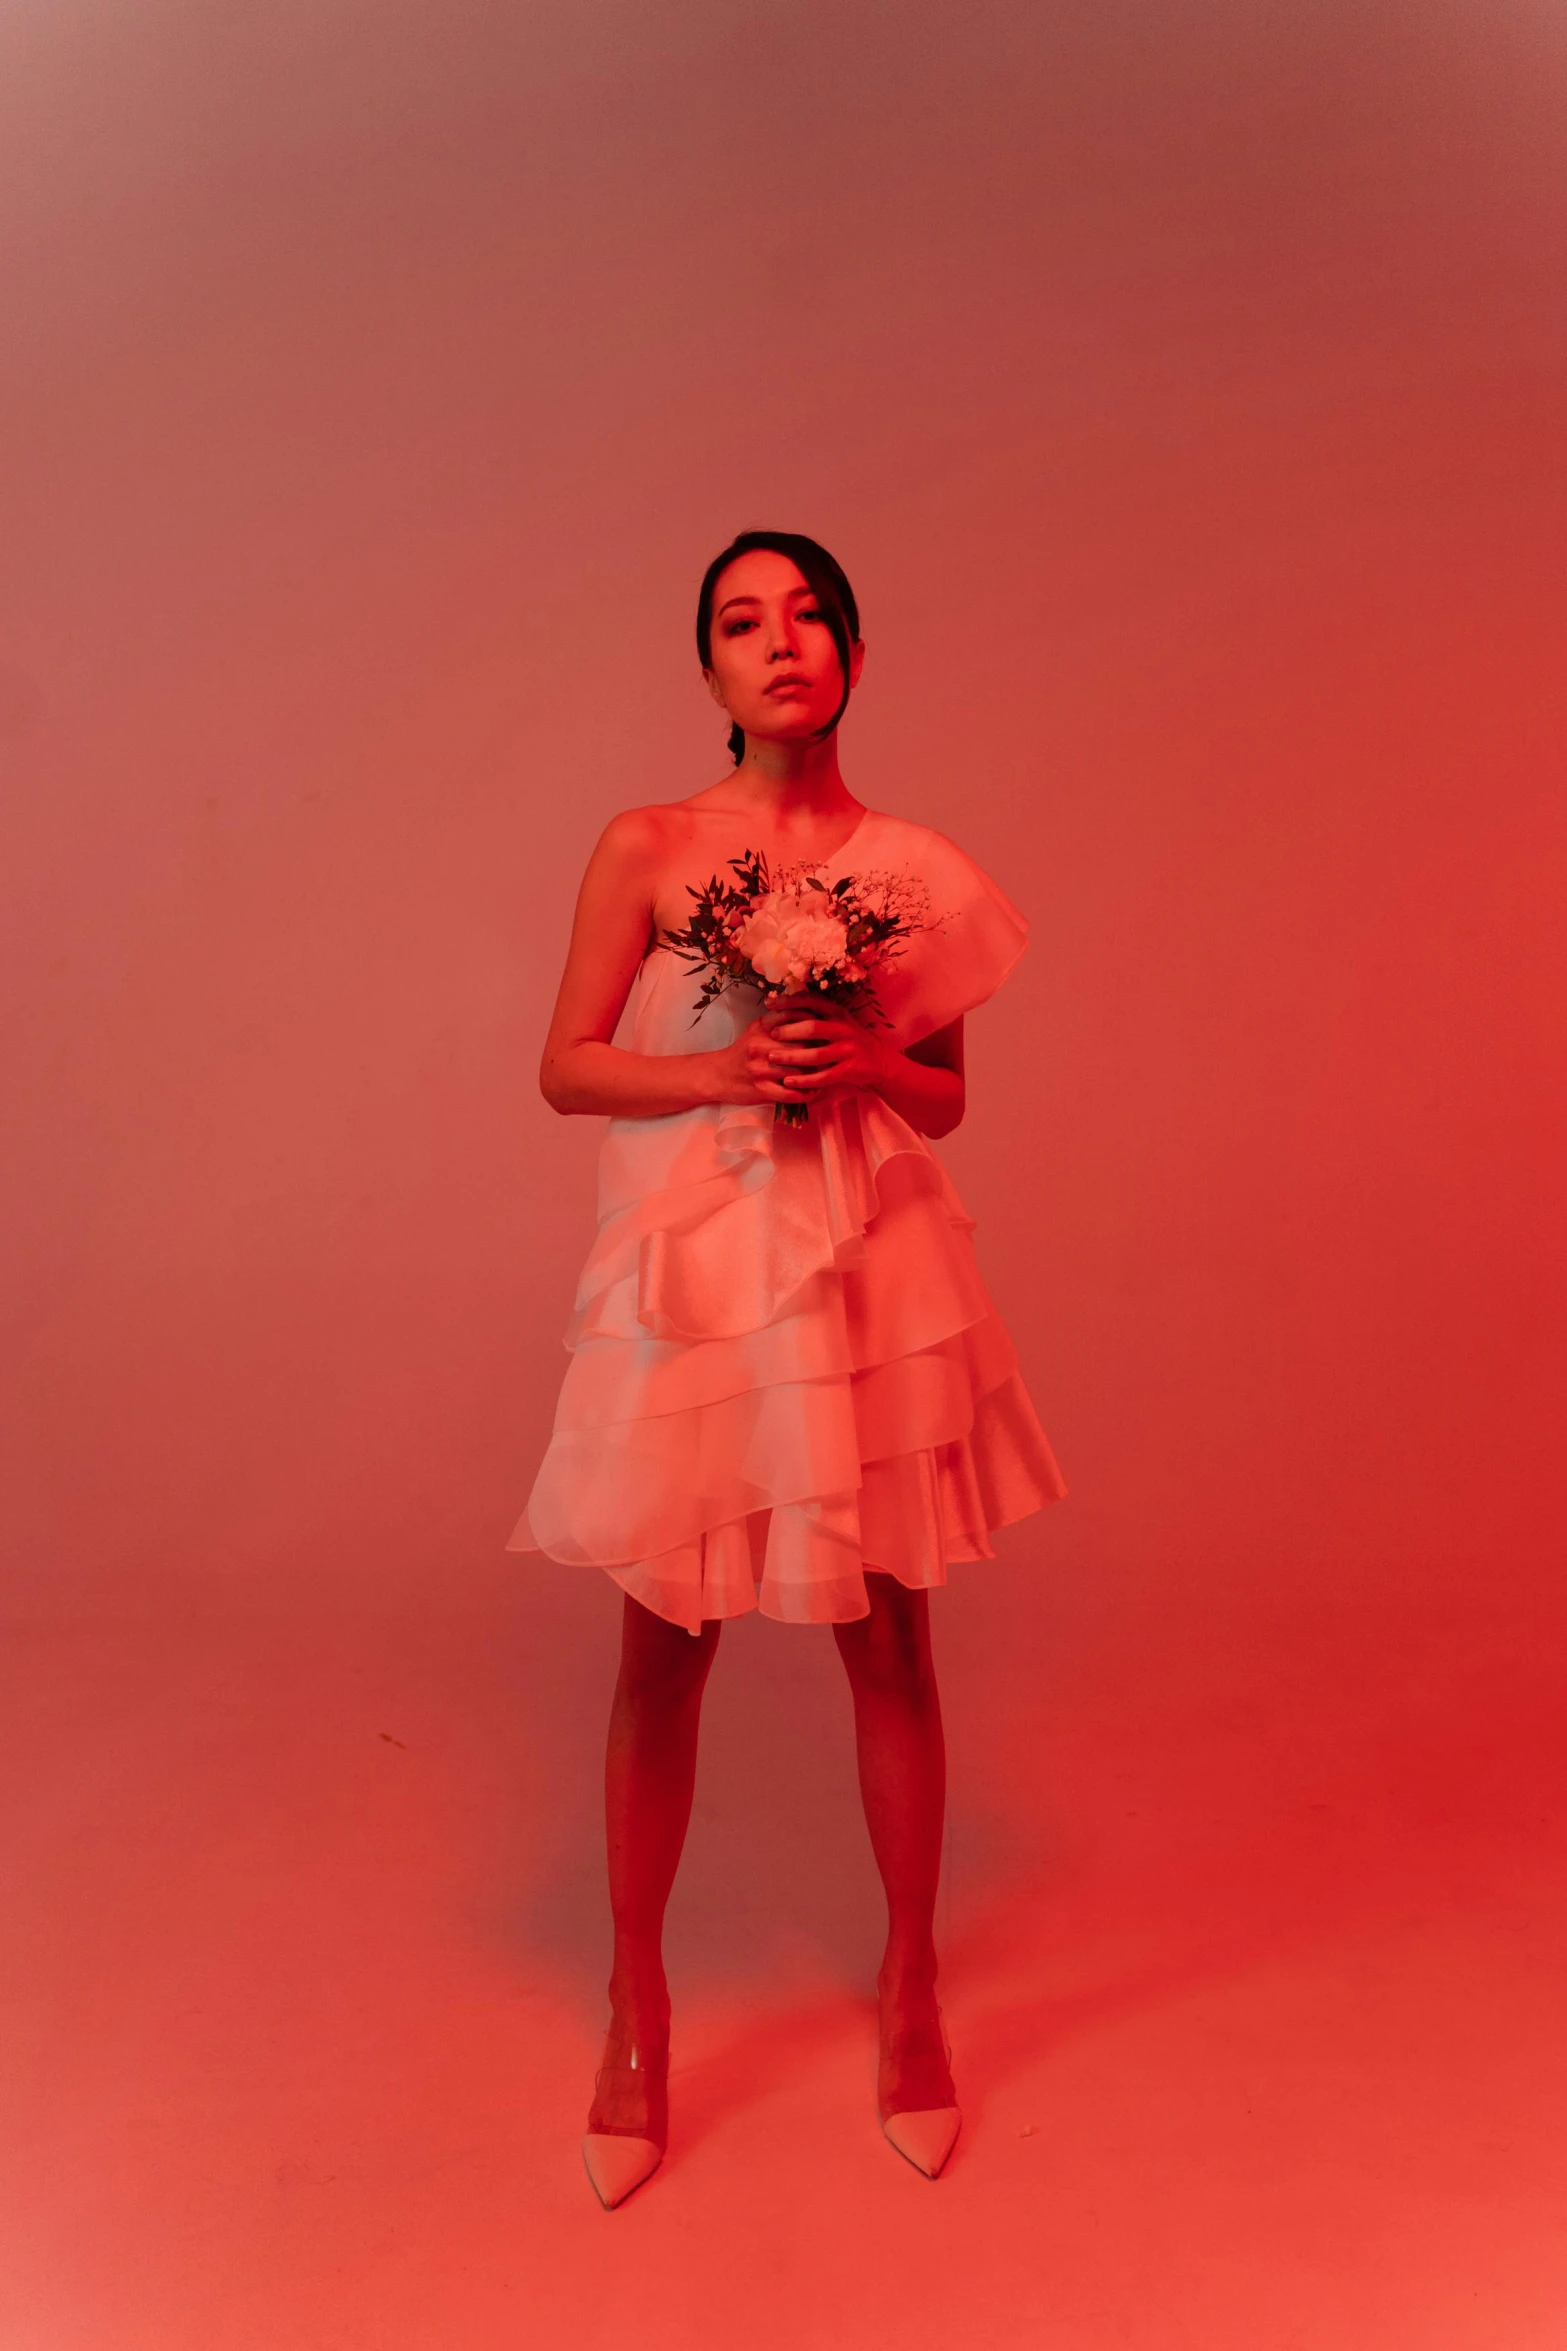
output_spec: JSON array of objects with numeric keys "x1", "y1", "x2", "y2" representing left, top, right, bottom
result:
[{"x1": 508, "y1": 808, "x2": 1066, "y2": 1632}]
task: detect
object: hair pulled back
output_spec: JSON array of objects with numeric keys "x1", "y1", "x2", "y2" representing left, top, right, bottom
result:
[{"x1": 695, "y1": 529, "x2": 861, "y2": 765}]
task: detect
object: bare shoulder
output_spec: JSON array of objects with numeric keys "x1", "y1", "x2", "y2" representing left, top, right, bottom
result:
[
  {"x1": 574, "y1": 806, "x2": 679, "y2": 913},
  {"x1": 595, "y1": 786, "x2": 744, "y2": 865},
  {"x1": 588, "y1": 803, "x2": 670, "y2": 868}
]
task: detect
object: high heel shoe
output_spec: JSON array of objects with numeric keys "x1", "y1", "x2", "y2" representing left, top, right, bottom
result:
[
  {"x1": 581, "y1": 2028, "x2": 669, "y2": 2210},
  {"x1": 876, "y1": 1983, "x2": 961, "y2": 2180}
]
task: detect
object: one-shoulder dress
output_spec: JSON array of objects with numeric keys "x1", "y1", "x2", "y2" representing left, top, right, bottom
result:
[{"x1": 508, "y1": 807, "x2": 1066, "y2": 1633}]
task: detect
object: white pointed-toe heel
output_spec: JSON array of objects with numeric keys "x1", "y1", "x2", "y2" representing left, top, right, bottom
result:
[
  {"x1": 882, "y1": 2105, "x2": 962, "y2": 2178},
  {"x1": 876, "y1": 1981, "x2": 961, "y2": 2178},
  {"x1": 582, "y1": 2038, "x2": 669, "y2": 2210},
  {"x1": 582, "y1": 2130, "x2": 663, "y2": 2208}
]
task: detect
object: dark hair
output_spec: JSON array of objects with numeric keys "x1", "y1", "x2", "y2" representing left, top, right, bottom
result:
[{"x1": 695, "y1": 529, "x2": 861, "y2": 764}]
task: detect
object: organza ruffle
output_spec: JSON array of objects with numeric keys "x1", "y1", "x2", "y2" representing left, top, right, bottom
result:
[{"x1": 513, "y1": 1367, "x2": 1063, "y2": 1633}]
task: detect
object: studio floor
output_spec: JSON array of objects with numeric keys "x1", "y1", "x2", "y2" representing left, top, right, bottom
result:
[{"x1": 3, "y1": 1549, "x2": 1561, "y2": 2351}]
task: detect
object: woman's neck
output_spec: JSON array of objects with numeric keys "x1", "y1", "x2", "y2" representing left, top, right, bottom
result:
[{"x1": 711, "y1": 733, "x2": 859, "y2": 825}]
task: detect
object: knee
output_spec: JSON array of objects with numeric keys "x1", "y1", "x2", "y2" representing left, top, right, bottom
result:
[
  {"x1": 618, "y1": 1610, "x2": 720, "y2": 1710},
  {"x1": 836, "y1": 1599, "x2": 935, "y2": 1702}
]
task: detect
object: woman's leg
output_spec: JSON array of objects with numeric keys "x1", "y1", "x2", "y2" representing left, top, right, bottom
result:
[
  {"x1": 832, "y1": 1573, "x2": 956, "y2": 2110},
  {"x1": 589, "y1": 1592, "x2": 721, "y2": 2134}
]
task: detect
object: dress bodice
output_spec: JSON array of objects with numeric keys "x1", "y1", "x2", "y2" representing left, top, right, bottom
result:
[{"x1": 619, "y1": 806, "x2": 1029, "y2": 1062}]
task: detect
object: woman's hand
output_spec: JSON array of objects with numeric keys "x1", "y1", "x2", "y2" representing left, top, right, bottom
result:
[
  {"x1": 754, "y1": 994, "x2": 890, "y2": 1108},
  {"x1": 705, "y1": 995, "x2": 964, "y2": 1136},
  {"x1": 705, "y1": 995, "x2": 886, "y2": 1109}
]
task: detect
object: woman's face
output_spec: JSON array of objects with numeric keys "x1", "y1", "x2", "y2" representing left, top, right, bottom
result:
[{"x1": 703, "y1": 549, "x2": 864, "y2": 746}]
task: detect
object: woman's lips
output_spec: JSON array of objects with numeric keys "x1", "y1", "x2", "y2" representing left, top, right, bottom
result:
[{"x1": 765, "y1": 677, "x2": 810, "y2": 695}]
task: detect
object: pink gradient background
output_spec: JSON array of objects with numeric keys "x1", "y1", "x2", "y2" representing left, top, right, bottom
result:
[{"x1": 2, "y1": 2, "x2": 1564, "y2": 2343}]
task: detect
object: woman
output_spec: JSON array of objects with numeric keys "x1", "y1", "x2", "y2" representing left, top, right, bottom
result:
[{"x1": 510, "y1": 529, "x2": 1066, "y2": 2206}]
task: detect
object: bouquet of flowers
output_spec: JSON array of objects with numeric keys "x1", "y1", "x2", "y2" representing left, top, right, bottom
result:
[{"x1": 660, "y1": 847, "x2": 936, "y2": 1125}]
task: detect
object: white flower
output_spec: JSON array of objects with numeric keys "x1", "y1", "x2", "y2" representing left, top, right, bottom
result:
[{"x1": 735, "y1": 891, "x2": 850, "y2": 991}]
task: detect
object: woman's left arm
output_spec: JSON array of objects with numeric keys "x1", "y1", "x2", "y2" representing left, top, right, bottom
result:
[{"x1": 759, "y1": 1000, "x2": 965, "y2": 1138}]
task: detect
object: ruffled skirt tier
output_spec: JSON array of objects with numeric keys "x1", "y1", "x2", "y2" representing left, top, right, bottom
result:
[{"x1": 509, "y1": 1088, "x2": 1065, "y2": 1632}]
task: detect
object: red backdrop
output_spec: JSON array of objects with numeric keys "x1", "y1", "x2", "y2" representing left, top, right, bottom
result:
[{"x1": 2, "y1": 3, "x2": 1563, "y2": 2343}]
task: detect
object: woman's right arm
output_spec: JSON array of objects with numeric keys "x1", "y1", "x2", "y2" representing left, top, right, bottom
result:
[{"x1": 538, "y1": 811, "x2": 810, "y2": 1118}]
